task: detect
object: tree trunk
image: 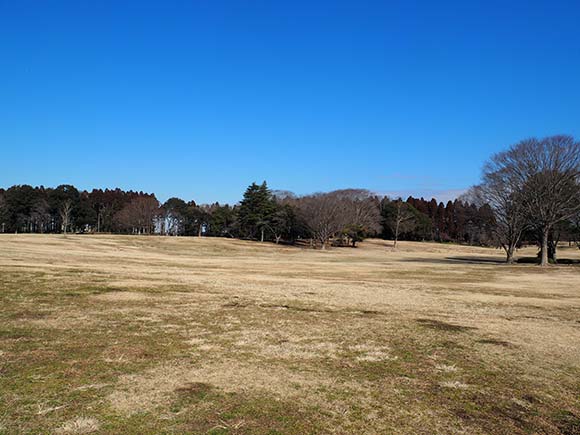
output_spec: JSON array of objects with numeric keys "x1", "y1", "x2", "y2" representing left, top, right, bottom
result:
[
  {"x1": 549, "y1": 233, "x2": 559, "y2": 264},
  {"x1": 550, "y1": 242, "x2": 558, "y2": 263},
  {"x1": 505, "y1": 245, "x2": 515, "y2": 264},
  {"x1": 540, "y1": 229, "x2": 549, "y2": 266},
  {"x1": 260, "y1": 228, "x2": 264, "y2": 242}
]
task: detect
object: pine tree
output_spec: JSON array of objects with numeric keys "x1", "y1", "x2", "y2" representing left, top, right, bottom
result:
[{"x1": 238, "y1": 181, "x2": 276, "y2": 241}]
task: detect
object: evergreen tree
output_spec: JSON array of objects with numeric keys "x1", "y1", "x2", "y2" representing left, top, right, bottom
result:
[
  {"x1": 269, "y1": 203, "x2": 301, "y2": 244},
  {"x1": 206, "y1": 203, "x2": 238, "y2": 237},
  {"x1": 238, "y1": 181, "x2": 276, "y2": 241}
]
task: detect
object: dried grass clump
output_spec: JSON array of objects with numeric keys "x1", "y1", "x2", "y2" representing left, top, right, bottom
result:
[
  {"x1": 440, "y1": 381, "x2": 469, "y2": 390},
  {"x1": 56, "y1": 417, "x2": 100, "y2": 434}
]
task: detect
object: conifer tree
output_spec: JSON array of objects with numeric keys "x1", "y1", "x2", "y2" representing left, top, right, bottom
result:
[{"x1": 238, "y1": 181, "x2": 276, "y2": 241}]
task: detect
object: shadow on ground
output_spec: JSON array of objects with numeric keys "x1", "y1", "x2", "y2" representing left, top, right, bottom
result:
[
  {"x1": 401, "y1": 256, "x2": 506, "y2": 265},
  {"x1": 403, "y1": 256, "x2": 580, "y2": 266}
]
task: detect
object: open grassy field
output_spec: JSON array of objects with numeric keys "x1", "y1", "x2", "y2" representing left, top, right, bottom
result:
[{"x1": 0, "y1": 235, "x2": 579, "y2": 435}]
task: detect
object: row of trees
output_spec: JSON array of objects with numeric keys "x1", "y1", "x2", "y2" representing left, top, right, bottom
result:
[
  {"x1": 234, "y1": 184, "x2": 498, "y2": 249},
  {"x1": 0, "y1": 185, "x2": 239, "y2": 238},
  {"x1": 1, "y1": 134, "x2": 578, "y2": 265},
  {"x1": 0, "y1": 181, "x2": 497, "y2": 249},
  {"x1": 383, "y1": 197, "x2": 495, "y2": 246},
  {"x1": 0, "y1": 185, "x2": 161, "y2": 235}
]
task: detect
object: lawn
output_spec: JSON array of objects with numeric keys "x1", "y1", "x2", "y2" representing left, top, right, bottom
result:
[{"x1": 0, "y1": 235, "x2": 579, "y2": 434}]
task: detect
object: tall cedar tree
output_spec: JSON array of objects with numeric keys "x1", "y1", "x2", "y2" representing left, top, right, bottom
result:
[{"x1": 238, "y1": 182, "x2": 276, "y2": 241}]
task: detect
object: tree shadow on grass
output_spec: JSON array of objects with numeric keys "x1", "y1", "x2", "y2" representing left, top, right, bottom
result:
[
  {"x1": 401, "y1": 256, "x2": 506, "y2": 265},
  {"x1": 416, "y1": 318, "x2": 477, "y2": 332},
  {"x1": 402, "y1": 256, "x2": 580, "y2": 266},
  {"x1": 517, "y1": 257, "x2": 580, "y2": 265}
]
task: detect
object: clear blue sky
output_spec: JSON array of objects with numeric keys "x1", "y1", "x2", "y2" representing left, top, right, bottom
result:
[{"x1": 1, "y1": 1, "x2": 579, "y2": 204}]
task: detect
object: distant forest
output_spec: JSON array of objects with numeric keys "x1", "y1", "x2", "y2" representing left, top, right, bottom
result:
[
  {"x1": 0, "y1": 183, "x2": 495, "y2": 245},
  {"x1": 1, "y1": 135, "x2": 580, "y2": 265}
]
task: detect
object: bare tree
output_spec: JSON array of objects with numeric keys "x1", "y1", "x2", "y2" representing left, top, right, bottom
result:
[
  {"x1": 59, "y1": 199, "x2": 73, "y2": 235},
  {"x1": 31, "y1": 198, "x2": 51, "y2": 234},
  {"x1": 382, "y1": 198, "x2": 416, "y2": 249},
  {"x1": 116, "y1": 196, "x2": 160, "y2": 234},
  {"x1": 271, "y1": 190, "x2": 297, "y2": 200},
  {"x1": 296, "y1": 192, "x2": 344, "y2": 249},
  {"x1": 501, "y1": 136, "x2": 580, "y2": 266},
  {"x1": 333, "y1": 189, "x2": 381, "y2": 247},
  {"x1": 295, "y1": 189, "x2": 381, "y2": 249},
  {"x1": 468, "y1": 154, "x2": 529, "y2": 263}
]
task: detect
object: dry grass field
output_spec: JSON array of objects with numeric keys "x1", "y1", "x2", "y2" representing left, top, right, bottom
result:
[{"x1": 0, "y1": 235, "x2": 579, "y2": 435}]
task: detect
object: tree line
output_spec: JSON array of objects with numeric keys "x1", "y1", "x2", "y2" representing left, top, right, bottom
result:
[
  {"x1": 1, "y1": 135, "x2": 579, "y2": 265},
  {"x1": 0, "y1": 182, "x2": 495, "y2": 248}
]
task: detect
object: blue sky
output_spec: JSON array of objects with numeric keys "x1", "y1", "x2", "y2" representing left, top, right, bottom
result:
[{"x1": 1, "y1": 1, "x2": 579, "y2": 204}]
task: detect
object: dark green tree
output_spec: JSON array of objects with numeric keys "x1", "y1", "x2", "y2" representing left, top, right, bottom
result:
[
  {"x1": 162, "y1": 197, "x2": 188, "y2": 235},
  {"x1": 238, "y1": 181, "x2": 276, "y2": 241},
  {"x1": 75, "y1": 191, "x2": 98, "y2": 232},
  {"x1": 269, "y1": 203, "x2": 300, "y2": 244},
  {"x1": 206, "y1": 203, "x2": 238, "y2": 237},
  {"x1": 342, "y1": 224, "x2": 366, "y2": 247},
  {"x1": 4, "y1": 185, "x2": 42, "y2": 232}
]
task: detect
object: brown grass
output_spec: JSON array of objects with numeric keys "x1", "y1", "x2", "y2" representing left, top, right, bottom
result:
[{"x1": 0, "y1": 234, "x2": 579, "y2": 434}]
